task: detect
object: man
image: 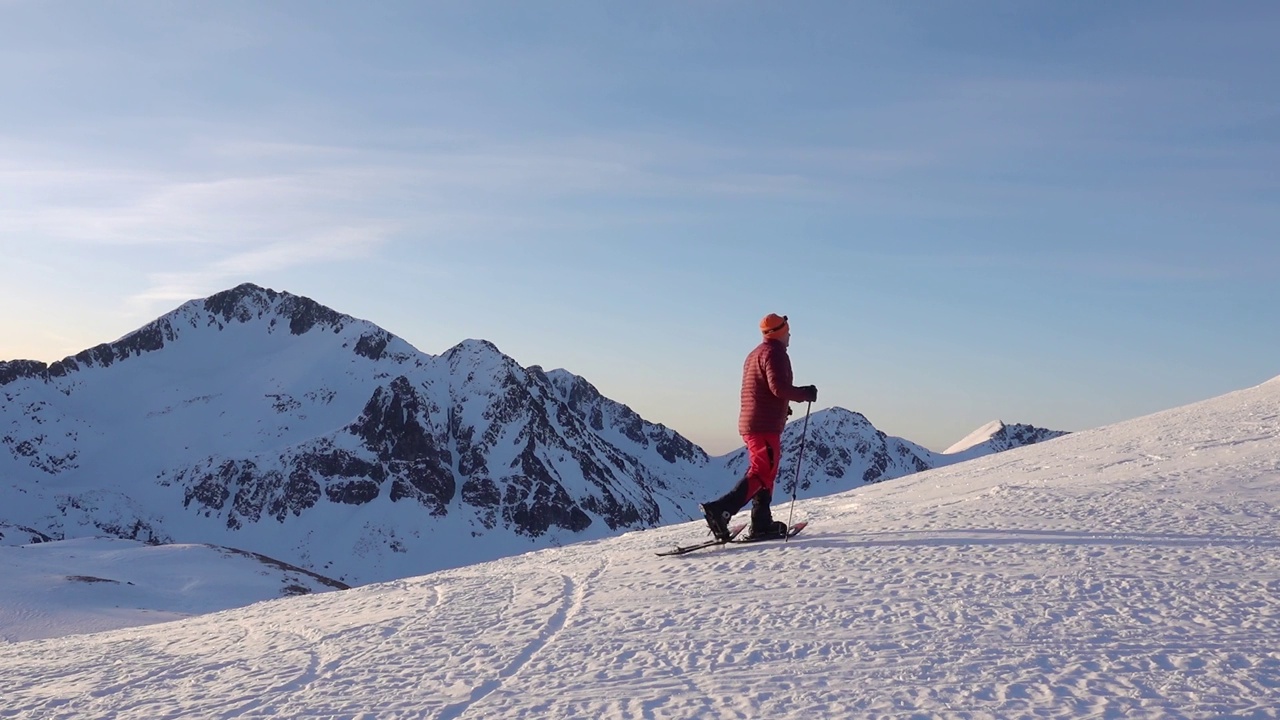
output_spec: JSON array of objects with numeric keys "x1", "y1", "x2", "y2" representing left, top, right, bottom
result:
[{"x1": 701, "y1": 313, "x2": 817, "y2": 542}]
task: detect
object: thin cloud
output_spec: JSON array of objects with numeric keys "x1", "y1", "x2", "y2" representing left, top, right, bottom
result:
[{"x1": 126, "y1": 226, "x2": 390, "y2": 316}]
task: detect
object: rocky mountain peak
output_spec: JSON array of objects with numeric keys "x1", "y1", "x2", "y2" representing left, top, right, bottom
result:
[
  {"x1": 0, "y1": 360, "x2": 50, "y2": 387},
  {"x1": 443, "y1": 339, "x2": 527, "y2": 392},
  {"x1": 944, "y1": 420, "x2": 1068, "y2": 456},
  {"x1": 1, "y1": 285, "x2": 372, "y2": 387},
  {"x1": 765, "y1": 406, "x2": 934, "y2": 492},
  {"x1": 202, "y1": 283, "x2": 351, "y2": 335},
  {"x1": 443, "y1": 339, "x2": 507, "y2": 364},
  {"x1": 2, "y1": 283, "x2": 1073, "y2": 584},
  {"x1": 806, "y1": 407, "x2": 878, "y2": 434}
]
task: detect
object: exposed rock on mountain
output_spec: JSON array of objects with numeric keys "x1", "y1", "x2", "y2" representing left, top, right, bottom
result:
[
  {"x1": 1, "y1": 283, "x2": 1066, "y2": 584},
  {"x1": 943, "y1": 420, "x2": 1070, "y2": 459},
  {"x1": 0, "y1": 521, "x2": 54, "y2": 547},
  {"x1": 1, "y1": 285, "x2": 719, "y2": 582},
  {"x1": 721, "y1": 408, "x2": 937, "y2": 495}
]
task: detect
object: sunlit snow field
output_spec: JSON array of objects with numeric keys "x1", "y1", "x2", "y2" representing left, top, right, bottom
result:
[{"x1": 3, "y1": 378, "x2": 1279, "y2": 719}]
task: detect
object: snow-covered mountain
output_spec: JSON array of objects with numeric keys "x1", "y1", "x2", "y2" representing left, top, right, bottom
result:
[
  {"x1": 0, "y1": 284, "x2": 717, "y2": 584},
  {"x1": 723, "y1": 407, "x2": 936, "y2": 496},
  {"x1": 1, "y1": 283, "x2": 1062, "y2": 584},
  {"x1": 943, "y1": 419, "x2": 1070, "y2": 458},
  {"x1": 721, "y1": 408, "x2": 1070, "y2": 498},
  {"x1": 4, "y1": 376, "x2": 1277, "y2": 718}
]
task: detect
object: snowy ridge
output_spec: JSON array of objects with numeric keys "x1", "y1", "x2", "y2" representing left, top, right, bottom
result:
[
  {"x1": 943, "y1": 419, "x2": 1070, "y2": 458},
  {"x1": 945, "y1": 419, "x2": 1009, "y2": 454},
  {"x1": 722, "y1": 407, "x2": 936, "y2": 495},
  {"x1": 542, "y1": 367, "x2": 712, "y2": 487},
  {"x1": 0, "y1": 521, "x2": 52, "y2": 546},
  {"x1": 1, "y1": 285, "x2": 719, "y2": 584},
  {"x1": 0, "y1": 537, "x2": 346, "y2": 643},
  {"x1": 2, "y1": 376, "x2": 1278, "y2": 717},
  {"x1": 0, "y1": 283, "x2": 393, "y2": 386}
]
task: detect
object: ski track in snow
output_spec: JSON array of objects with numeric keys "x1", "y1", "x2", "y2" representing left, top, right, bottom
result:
[{"x1": 3, "y1": 380, "x2": 1280, "y2": 718}]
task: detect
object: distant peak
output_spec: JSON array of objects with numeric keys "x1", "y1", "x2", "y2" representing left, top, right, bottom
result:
[
  {"x1": 229, "y1": 281, "x2": 270, "y2": 294},
  {"x1": 542, "y1": 368, "x2": 602, "y2": 405},
  {"x1": 944, "y1": 420, "x2": 1067, "y2": 455},
  {"x1": 445, "y1": 339, "x2": 504, "y2": 357},
  {"x1": 813, "y1": 406, "x2": 874, "y2": 426},
  {"x1": 200, "y1": 284, "x2": 348, "y2": 335},
  {"x1": 202, "y1": 283, "x2": 280, "y2": 317},
  {"x1": 945, "y1": 421, "x2": 1007, "y2": 455},
  {"x1": 204, "y1": 282, "x2": 275, "y2": 307}
]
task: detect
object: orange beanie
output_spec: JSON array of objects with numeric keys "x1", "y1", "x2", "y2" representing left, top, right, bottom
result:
[{"x1": 760, "y1": 313, "x2": 789, "y2": 336}]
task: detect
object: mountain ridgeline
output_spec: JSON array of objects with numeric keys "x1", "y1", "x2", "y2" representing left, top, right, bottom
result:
[{"x1": 0, "y1": 284, "x2": 1065, "y2": 583}]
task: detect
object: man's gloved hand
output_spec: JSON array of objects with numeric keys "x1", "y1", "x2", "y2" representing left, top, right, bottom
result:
[{"x1": 799, "y1": 385, "x2": 818, "y2": 403}]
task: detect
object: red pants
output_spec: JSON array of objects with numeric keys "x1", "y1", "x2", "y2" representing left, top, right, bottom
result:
[{"x1": 741, "y1": 432, "x2": 782, "y2": 501}]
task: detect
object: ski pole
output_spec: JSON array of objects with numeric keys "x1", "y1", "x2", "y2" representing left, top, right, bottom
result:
[{"x1": 785, "y1": 401, "x2": 812, "y2": 542}]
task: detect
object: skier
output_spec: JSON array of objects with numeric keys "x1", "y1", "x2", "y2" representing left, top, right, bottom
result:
[{"x1": 701, "y1": 313, "x2": 817, "y2": 542}]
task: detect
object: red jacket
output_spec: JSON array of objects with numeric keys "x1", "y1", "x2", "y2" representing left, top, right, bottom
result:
[{"x1": 739, "y1": 339, "x2": 809, "y2": 435}]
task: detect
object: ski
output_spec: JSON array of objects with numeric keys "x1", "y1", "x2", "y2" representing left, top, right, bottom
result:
[
  {"x1": 656, "y1": 521, "x2": 808, "y2": 556},
  {"x1": 733, "y1": 520, "x2": 807, "y2": 544},
  {"x1": 656, "y1": 523, "x2": 747, "y2": 556}
]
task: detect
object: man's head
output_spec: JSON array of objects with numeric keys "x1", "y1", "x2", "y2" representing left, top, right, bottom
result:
[{"x1": 760, "y1": 313, "x2": 790, "y2": 346}]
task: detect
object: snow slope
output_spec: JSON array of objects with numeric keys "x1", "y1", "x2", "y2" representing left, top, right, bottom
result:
[
  {"x1": 3, "y1": 378, "x2": 1277, "y2": 718},
  {"x1": 0, "y1": 538, "x2": 346, "y2": 643}
]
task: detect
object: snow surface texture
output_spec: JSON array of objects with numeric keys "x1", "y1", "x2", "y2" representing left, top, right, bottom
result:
[
  {"x1": 3, "y1": 377, "x2": 1278, "y2": 718},
  {"x1": 0, "y1": 538, "x2": 346, "y2": 643}
]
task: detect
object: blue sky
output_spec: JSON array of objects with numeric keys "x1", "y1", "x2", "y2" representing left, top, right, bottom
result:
[{"x1": 2, "y1": 1, "x2": 1277, "y2": 454}]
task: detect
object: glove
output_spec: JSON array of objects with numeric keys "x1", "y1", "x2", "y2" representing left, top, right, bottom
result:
[{"x1": 799, "y1": 385, "x2": 817, "y2": 403}]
